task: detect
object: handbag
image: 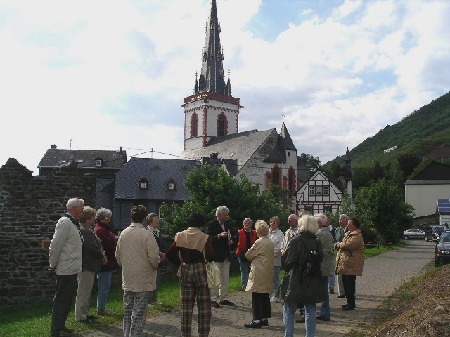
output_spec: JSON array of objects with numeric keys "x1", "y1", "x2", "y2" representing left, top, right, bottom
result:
[{"x1": 205, "y1": 261, "x2": 221, "y2": 289}]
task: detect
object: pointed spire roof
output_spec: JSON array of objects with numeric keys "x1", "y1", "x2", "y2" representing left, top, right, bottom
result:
[
  {"x1": 280, "y1": 122, "x2": 296, "y2": 150},
  {"x1": 195, "y1": 0, "x2": 230, "y2": 96}
]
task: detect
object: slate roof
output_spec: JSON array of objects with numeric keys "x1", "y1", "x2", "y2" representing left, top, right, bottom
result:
[
  {"x1": 409, "y1": 162, "x2": 450, "y2": 181},
  {"x1": 38, "y1": 147, "x2": 127, "y2": 170},
  {"x1": 181, "y1": 129, "x2": 277, "y2": 175},
  {"x1": 114, "y1": 157, "x2": 199, "y2": 200}
]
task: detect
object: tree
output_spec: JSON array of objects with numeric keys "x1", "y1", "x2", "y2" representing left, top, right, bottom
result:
[
  {"x1": 353, "y1": 178, "x2": 414, "y2": 244},
  {"x1": 159, "y1": 164, "x2": 290, "y2": 238}
]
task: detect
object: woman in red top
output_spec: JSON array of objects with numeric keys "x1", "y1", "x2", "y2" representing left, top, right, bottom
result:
[
  {"x1": 235, "y1": 218, "x2": 257, "y2": 289},
  {"x1": 93, "y1": 207, "x2": 118, "y2": 315}
]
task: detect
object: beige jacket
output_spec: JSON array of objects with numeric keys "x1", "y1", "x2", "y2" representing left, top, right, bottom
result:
[
  {"x1": 115, "y1": 223, "x2": 160, "y2": 292},
  {"x1": 335, "y1": 229, "x2": 364, "y2": 276},
  {"x1": 245, "y1": 236, "x2": 274, "y2": 293}
]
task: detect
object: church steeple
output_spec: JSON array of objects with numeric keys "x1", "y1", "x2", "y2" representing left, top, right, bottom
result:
[
  {"x1": 183, "y1": 0, "x2": 240, "y2": 151},
  {"x1": 195, "y1": 0, "x2": 231, "y2": 96}
]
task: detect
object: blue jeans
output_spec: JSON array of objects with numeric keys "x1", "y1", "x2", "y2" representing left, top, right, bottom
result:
[
  {"x1": 272, "y1": 266, "x2": 280, "y2": 297},
  {"x1": 328, "y1": 261, "x2": 335, "y2": 290},
  {"x1": 237, "y1": 255, "x2": 249, "y2": 289},
  {"x1": 320, "y1": 276, "x2": 330, "y2": 319},
  {"x1": 283, "y1": 302, "x2": 316, "y2": 337},
  {"x1": 97, "y1": 271, "x2": 112, "y2": 310}
]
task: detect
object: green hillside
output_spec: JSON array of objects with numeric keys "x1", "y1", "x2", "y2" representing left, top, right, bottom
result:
[{"x1": 325, "y1": 91, "x2": 450, "y2": 171}]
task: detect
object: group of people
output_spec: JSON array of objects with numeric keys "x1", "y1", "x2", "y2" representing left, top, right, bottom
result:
[
  {"x1": 48, "y1": 199, "x2": 120, "y2": 337},
  {"x1": 48, "y1": 198, "x2": 165, "y2": 337},
  {"x1": 48, "y1": 199, "x2": 364, "y2": 337}
]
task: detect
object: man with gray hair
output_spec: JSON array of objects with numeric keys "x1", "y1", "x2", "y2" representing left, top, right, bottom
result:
[
  {"x1": 335, "y1": 214, "x2": 349, "y2": 298},
  {"x1": 49, "y1": 198, "x2": 85, "y2": 337},
  {"x1": 281, "y1": 213, "x2": 300, "y2": 255},
  {"x1": 206, "y1": 206, "x2": 234, "y2": 307},
  {"x1": 315, "y1": 213, "x2": 334, "y2": 321}
]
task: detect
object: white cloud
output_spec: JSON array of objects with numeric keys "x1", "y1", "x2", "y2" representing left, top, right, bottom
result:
[{"x1": 0, "y1": 0, "x2": 449, "y2": 173}]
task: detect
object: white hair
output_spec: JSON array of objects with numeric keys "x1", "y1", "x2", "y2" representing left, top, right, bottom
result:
[
  {"x1": 315, "y1": 213, "x2": 328, "y2": 227},
  {"x1": 66, "y1": 198, "x2": 84, "y2": 210},
  {"x1": 215, "y1": 205, "x2": 229, "y2": 216}
]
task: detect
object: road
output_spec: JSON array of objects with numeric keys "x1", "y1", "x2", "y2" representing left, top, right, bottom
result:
[{"x1": 85, "y1": 239, "x2": 434, "y2": 337}]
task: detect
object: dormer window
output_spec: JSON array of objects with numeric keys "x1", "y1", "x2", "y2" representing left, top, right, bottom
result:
[
  {"x1": 139, "y1": 178, "x2": 148, "y2": 190},
  {"x1": 95, "y1": 158, "x2": 103, "y2": 167},
  {"x1": 167, "y1": 179, "x2": 176, "y2": 191}
]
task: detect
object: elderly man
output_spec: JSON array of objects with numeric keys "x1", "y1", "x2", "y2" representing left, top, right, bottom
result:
[
  {"x1": 315, "y1": 213, "x2": 334, "y2": 321},
  {"x1": 335, "y1": 214, "x2": 349, "y2": 298},
  {"x1": 206, "y1": 205, "x2": 234, "y2": 307},
  {"x1": 49, "y1": 198, "x2": 85, "y2": 337},
  {"x1": 281, "y1": 213, "x2": 300, "y2": 255}
]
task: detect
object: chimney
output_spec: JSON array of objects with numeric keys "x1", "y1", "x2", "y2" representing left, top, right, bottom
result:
[{"x1": 51, "y1": 144, "x2": 57, "y2": 149}]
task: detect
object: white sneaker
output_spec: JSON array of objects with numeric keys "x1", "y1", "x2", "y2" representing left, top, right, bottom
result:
[{"x1": 270, "y1": 296, "x2": 277, "y2": 303}]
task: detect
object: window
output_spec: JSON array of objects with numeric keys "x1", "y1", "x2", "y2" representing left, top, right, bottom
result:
[
  {"x1": 167, "y1": 179, "x2": 176, "y2": 191},
  {"x1": 139, "y1": 178, "x2": 148, "y2": 190},
  {"x1": 271, "y1": 166, "x2": 281, "y2": 185},
  {"x1": 95, "y1": 159, "x2": 103, "y2": 167},
  {"x1": 323, "y1": 186, "x2": 330, "y2": 196},
  {"x1": 305, "y1": 205, "x2": 313, "y2": 214},
  {"x1": 309, "y1": 186, "x2": 315, "y2": 195},
  {"x1": 217, "y1": 114, "x2": 227, "y2": 136},
  {"x1": 324, "y1": 205, "x2": 332, "y2": 214},
  {"x1": 316, "y1": 186, "x2": 323, "y2": 196},
  {"x1": 190, "y1": 113, "x2": 198, "y2": 137}
]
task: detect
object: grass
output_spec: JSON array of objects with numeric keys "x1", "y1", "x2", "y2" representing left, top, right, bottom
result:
[
  {"x1": 344, "y1": 255, "x2": 439, "y2": 337},
  {"x1": 0, "y1": 243, "x2": 399, "y2": 337}
]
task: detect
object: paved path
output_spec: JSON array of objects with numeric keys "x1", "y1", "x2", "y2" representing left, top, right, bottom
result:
[{"x1": 85, "y1": 240, "x2": 434, "y2": 337}]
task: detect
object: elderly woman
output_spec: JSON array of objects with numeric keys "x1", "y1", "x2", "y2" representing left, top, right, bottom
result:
[
  {"x1": 94, "y1": 207, "x2": 118, "y2": 315},
  {"x1": 235, "y1": 218, "x2": 257, "y2": 289},
  {"x1": 165, "y1": 213, "x2": 214, "y2": 337},
  {"x1": 75, "y1": 206, "x2": 105, "y2": 322},
  {"x1": 279, "y1": 215, "x2": 324, "y2": 337},
  {"x1": 335, "y1": 216, "x2": 364, "y2": 310},
  {"x1": 243, "y1": 220, "x2": 274, "y2": 328}
]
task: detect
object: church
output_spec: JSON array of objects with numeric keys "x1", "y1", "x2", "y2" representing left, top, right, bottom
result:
[{"x1": 180, "y1": 0, "x2": 307, "y2": 212}]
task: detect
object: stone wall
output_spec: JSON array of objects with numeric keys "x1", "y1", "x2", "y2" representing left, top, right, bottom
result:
[{"x1": 0, "y1": 159, "x2": 97, "y2": 309}]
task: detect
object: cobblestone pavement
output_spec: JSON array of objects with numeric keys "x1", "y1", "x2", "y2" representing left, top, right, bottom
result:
[{"x1": 84, "y1": 240, "x2": 434, "y2": 337}]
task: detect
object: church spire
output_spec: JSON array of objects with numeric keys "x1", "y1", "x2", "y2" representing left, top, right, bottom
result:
[{"x1": 195, "y1": 0, "x2": 230, "y2": 96}]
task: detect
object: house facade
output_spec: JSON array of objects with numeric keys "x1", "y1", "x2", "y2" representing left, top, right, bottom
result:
[
  {"x1": 296, "y1": 170, "x2": 344, "y2": 215},
  {"x1": 405, "y1": 161, "x2": 450, "y2": 218}
]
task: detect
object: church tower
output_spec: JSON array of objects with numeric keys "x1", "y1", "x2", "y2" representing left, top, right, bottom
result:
[{"x1": 182, "y1": 0, "x2": 241, "y2": 150}]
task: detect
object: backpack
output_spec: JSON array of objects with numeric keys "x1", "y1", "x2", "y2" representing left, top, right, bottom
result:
[{"x1": 300, "y1": 237, "x2": 322, "y2": 278}]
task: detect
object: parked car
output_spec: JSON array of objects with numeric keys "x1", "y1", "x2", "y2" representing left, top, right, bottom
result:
[
  {"x1": 403, "y1": 228, "x2": 426, "y2": 240},
  {"x1": 431, "y1": 225, "x2": 446, "y2": 242},
  {"x1": 435, "y1": 230, "x2": 450, "y2": 266}
]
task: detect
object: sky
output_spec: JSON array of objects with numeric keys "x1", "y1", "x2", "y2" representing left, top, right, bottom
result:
[{"x1": 1, "y1": 0, "x2": 449, "y2": 175}]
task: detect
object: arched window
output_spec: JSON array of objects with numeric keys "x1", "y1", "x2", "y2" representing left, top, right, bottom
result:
[
  {"x1": 271, "y1": 165, "x2": 281, "y2": 185},
  {"x1": 191, "y1": 113, "x2": 198, "y2": 137},
  {"x1": 288, "y1": 167, "x2": 296, "y2": 195},
  {"x1": 217, "y1": 114, "x2": 227, "y2": 136}
]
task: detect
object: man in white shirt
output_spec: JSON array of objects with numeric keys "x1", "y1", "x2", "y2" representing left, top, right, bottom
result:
[{"x1": 268, "y1": 216, "x2": 284, "y2": 302}]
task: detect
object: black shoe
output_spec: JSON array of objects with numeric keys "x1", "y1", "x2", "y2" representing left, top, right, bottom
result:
[
  {"x1": 77, "y1": 318, "x2": 91, "y2": 323},
  {"x1": 329, "y1": 288, "x2": 335, "y2": 294},
  {"x1": 211, "y1": 301, "x2": 221, "y2": 308},
  {"x1": 342, "y1": 305, "x2": 355, "y2": 310},
  {"x1": 295, "y1": 316, "x2": 305, "y2": 323},
  {"x1": 219, "y1": 299, "x2": 235, "y2": 306},
  {"x1": 244, "y1": 320, "x2": 262, "y2": 328},
  {"x1": 316, "y1": 315, "x2": 330, "y2": 321},
  {"x1": 337, "y1": 294, "x2": 346, "y2": 298},
  {"x1": 261, "y1": 319, "x2": 269, "y2": 326},
  {"x1": 86, "y1": 314, "x2": 97, "y2": 320}
]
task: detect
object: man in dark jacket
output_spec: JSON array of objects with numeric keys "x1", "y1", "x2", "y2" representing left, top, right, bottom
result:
[{"x1": 206, "y1": 205, "x2": 234, "y2": 308}]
